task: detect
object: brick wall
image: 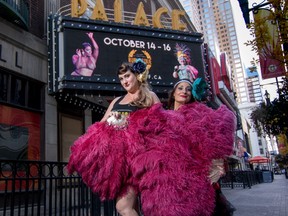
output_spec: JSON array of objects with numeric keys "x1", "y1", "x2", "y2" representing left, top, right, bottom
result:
[{"x1": 26, "y1": 0, "x2": 45, "y2": 38}]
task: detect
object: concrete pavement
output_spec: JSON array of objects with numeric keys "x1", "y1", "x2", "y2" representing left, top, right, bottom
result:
[{"x1": 222, "y1": 174, "x2": 288, "y2": 216}]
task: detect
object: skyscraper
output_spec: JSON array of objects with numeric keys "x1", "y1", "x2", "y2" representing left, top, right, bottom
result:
[
  {"x1": 180, "y1": 0, "x2": 249, "y2": 104},
  {"x1": 245, "y1": 66, "x2": 263, "y2": 104}
]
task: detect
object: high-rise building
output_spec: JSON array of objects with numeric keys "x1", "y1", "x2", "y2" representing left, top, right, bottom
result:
[
  {"x1": 180, "y1": 0, "x2": 249, "y2": 104},
  {"x1": 180, "y1": 0, "x2": 201, "y2": 32},
  {"x1": 245, "y1": 66, "x2": 263, "y2": 104}
]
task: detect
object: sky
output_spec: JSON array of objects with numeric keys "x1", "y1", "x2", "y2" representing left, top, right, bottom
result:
[{"x1": 231, "y1": 0, "x2": 281, "y2": 101}]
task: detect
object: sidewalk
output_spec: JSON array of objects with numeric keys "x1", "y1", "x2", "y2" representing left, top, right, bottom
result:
[{"x1": 222, "y1": 174, "x2": 288, "y2": 216}]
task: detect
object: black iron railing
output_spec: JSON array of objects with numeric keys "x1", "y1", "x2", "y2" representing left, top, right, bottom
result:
[
  {"x1": 219, "y1": 170, "x2": 266, "y2": 189},
  {"x1": 0, "y1": 160, "x2": 272, "y2": 215},
  {"x1": 0, "y1": 160, "x2": 118, "y2": 216}
]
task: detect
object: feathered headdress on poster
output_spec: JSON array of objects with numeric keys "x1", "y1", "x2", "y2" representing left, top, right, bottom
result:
[{"x1": 175, "y1": 43, "x2": 191, "y2": 65}]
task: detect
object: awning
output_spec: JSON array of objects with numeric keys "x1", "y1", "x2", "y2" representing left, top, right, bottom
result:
[{"x1": 248, "y1": 156, "x2": 270, "y2": 164}]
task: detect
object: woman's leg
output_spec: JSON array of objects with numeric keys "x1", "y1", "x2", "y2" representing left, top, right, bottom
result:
[{"x1": 116, "y1": 187, "x2": 139, "y2": 216}]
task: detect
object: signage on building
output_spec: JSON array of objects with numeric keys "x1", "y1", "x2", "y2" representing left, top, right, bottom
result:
[
  {"x1": 48, "y1": 16, "x2": 204, "y2": 96},
  {"x1": 71, "y1": 0, "x2": 187, "y2": 31},
  {"x1": 253, "y1": 9, "x2": 285, "y2": 80},
  {"x1": 204, "y1": 44, "x2": 237, "y2": 110}
]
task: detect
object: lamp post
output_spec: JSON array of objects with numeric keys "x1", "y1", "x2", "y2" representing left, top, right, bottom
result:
[
  {"x1": 237, "y1": 0, "x2": 287, "y2": 88},
  {"x1": 237, "y1": 0, "x2": 271, "y2": 26},
  {"x1": 264, "y1": 90, "x2": 271, "y2": 105},
  {"x1": 237, "y1": 0, "x2": 288, "y2": 53}
]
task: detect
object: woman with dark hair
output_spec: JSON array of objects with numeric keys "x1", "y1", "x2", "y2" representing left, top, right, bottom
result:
[
  {"x1": 167, "y1": 78, "x2": 236, "y2": 216},
  {"x1": 71, "y1": 32, "x2": 99, "y2": 76}
]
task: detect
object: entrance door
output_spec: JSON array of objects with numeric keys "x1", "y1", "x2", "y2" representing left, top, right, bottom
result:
[{"x1": 59, "y1": 113, "x2": 83, "y2": 162}]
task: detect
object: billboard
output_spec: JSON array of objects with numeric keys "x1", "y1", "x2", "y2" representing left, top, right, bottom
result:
[{"x1": 48, "y1": 16, "x2": 204, "y2": 96}]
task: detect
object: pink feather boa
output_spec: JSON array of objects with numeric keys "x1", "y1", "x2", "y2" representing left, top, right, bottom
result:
[
  {"x1": 67, "y1": 122, "x2": 131, "y2": 200},
  {"x1": 67, "y1": 103, "x2": 235, "y2": 215}
]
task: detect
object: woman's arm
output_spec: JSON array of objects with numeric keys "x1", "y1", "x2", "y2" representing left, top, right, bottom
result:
[
  {"x1": 87, "y1": 32, "x2": 99, "y2": 62},
  {"x1": 100, "y1": 96, "x2": 121, "y2": 122},
  {"x1": 187, "y1": 65, "x2": 198, "y2": 80}
]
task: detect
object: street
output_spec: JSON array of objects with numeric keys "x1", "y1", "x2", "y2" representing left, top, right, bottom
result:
[{"x1": 222, "y1": 174, "x2": 288, "y2": 216}]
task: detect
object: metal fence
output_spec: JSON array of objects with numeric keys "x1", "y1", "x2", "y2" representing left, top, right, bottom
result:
[
  {"x1": 0, "y1": 160, "x2": 118, "y2": 216},
  {"x1": 0, "y1": 160, "x2": 272, "y2": 215},
  {"x1": 219, "y1": 170, "x2": 266, "y2": 189}
]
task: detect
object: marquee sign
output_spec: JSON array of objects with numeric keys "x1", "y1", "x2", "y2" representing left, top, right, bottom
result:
[{"x1": 48, "y1": 16, "x2": 204, "y2": 96}]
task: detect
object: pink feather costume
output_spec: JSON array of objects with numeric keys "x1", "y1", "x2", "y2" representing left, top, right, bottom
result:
[{"x1": 67, "y1": 103, "x2": 235, "y2": 216}]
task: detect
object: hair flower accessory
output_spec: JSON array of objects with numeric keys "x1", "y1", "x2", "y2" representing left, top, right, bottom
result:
[
  {"x1": 192, "y1": 78, "x2": 208, "y2": 101},
  {"x1": 132, "y1": 58, "x2": 147, "y2": 74},
  {"x1": 133, "y1": 58, "x2": 149, "y2": 83}
]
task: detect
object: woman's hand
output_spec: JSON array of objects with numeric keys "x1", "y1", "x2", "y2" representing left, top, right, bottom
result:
[
  {"x1": 209, "y1": 159, "x2": 225, "y2": 184},
  {"x1": 106, "y1": 111, "x2": 127, "y2": 128},
  {"x1": 87, "y1": 32, "x2": 93, "y2": 39},
  {"x1": 107, "y1": 111, "x2": 121, "y2": 120},
  {"x1": 76, "y1": 49, "x2": 82, "y2": 57}
]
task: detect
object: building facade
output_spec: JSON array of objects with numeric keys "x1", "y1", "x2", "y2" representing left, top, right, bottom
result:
[
  {"x1": 0, "y1": 0, "x2": 239, "y2": 169},
  {"x1": 0, "y1": 0, "x2": 204, "y2": 163}
]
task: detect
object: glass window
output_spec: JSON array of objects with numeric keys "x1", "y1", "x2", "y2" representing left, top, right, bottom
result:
[
  {"x1": 225, "y1": 2, "x2": 231, "y2": 10},
  {"x1": 0, "y1": 70, "x2": 43, "y2": 111},
  {"x1": 238, "y1": 77, "x2": 244, "y2": 82},
  {"x1": 0, "y1": 72, "x2": 8, "y2": 101},
  {"x1": 28, "y1": 82, "x2": 42, "y2": 110},
  {"x1": 11, "y1": 77, "x2": 26, "y2": 106},
  {"x1": 260, "y1": 148, "x2": 264, "y2": 154},
  {"x1": 238, "y1": 83, "x2": 245, "y2": 87}
]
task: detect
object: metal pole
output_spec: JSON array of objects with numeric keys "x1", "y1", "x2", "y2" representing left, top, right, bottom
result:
[{"x1": 275, "y1": 77, "x2": 281, "y2": 97}]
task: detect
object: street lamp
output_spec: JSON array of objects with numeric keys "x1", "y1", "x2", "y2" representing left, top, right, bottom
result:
[
  {"x1": 264, "y1": 90, "x2": 271, "y2": 105},
  {"x1": 237, "y1": 0, "x2": 288, "y2": 53},
  {"x1": 237, "y1": 0, "x2": 271, "y2": 26}
]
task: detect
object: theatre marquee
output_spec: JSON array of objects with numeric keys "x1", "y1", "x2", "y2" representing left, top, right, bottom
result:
[{"x1": 48, "y1": 16, "x2": 204, "y2": 97}]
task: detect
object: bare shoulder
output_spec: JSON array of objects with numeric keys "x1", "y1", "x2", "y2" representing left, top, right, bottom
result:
[
  {"x1": 111, "y1": 96, "x2": 121, "y2": 104},
  {"x1": 149, "y1": 91, "x2": 160, "y2": 103}
]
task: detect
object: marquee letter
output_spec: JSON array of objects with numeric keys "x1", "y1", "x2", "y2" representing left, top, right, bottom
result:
[
  {"x1": 171, "y1": 9, "x2": 187, "y2": 31},
  {"x1": 114, "y1": 0, "x2": 122, "y2": 23},
  {"x1": 153, "y1": 7, "x2": 168, "y2": 29},
  {"x1": 91, "y1": 0, "x2": 108, "y2": 21},
  {"x1": 71, "y1": 0, "x2": 87, "y2": 17},
  {"x1": 134, "y1": 2, "x2": 150, "y2": 27}
]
